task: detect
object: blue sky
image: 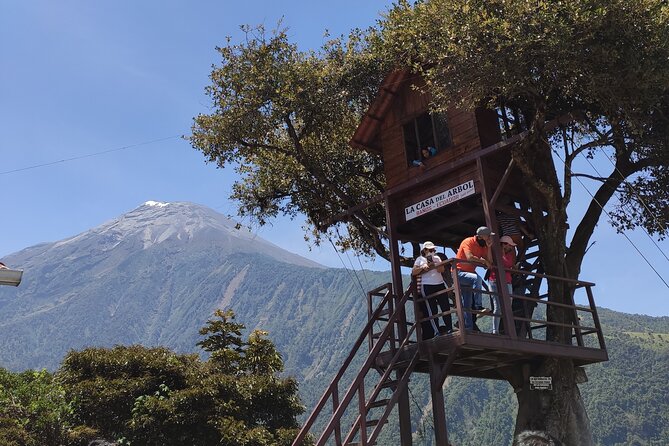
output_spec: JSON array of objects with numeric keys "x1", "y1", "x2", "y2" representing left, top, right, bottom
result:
[{"x1": 1, "y1": 1, "x2": 667, "y2": 316}]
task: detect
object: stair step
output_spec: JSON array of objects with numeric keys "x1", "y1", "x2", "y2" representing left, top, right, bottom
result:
[
  {"x1": 379, "y1": 379, "x2": 398, "y2": 389},
  {"x1": 366, "y1": 418, "x2": 388, "y2": 427},
  {"x1": 367, "y1": 398, "x2": 390, "y2": 409}
]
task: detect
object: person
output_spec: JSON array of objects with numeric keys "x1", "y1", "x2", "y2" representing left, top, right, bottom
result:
[
  {"x1": 412, "y1": 241, "x2": 452, "y2": 339},
  {"x1": 455, "y1": 227, "x2": 493, "y2": 330},
  {"x1": 423, "y1": 146, "x2": 437, "y2": 158},
  {"x1": 496, "y1": 209, "x2": 524, "y2": 259},
  {"x1": 488, "y1": 236, "x2": 516, "y2": 334},
  {"x1": 411, "y1": 146, "x2": 438, "y2": 167}
]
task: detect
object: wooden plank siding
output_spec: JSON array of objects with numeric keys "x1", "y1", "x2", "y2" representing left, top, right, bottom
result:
[
  {"x1": 381, "y1": 108, "x2": 486, "y2": 189},
  {"x1": 354, "y1": 71, "x2": 502, "y2": 194}
]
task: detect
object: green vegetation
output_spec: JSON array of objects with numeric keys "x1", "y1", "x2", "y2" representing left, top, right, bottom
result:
[
  {"x1": 0, "y1": 297, "x2": 666, "y2": 444},
  {"x1": 189, "y1": 26, "x2": 392, "y2": 261},
  {"x1": 0, "y1": 310, "x2": 304, "y2": 445}
]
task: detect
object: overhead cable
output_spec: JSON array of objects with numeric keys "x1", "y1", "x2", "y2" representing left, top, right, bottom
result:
[
  {"x1": 577, "y1": 150, "x2": 669, "y2": 264},
  {"x1": 0, "y1": 135, "x2": 181, "y2": 176},
  {"x1": 553, "y1": 148, "x2": 669, "y2": 289}
]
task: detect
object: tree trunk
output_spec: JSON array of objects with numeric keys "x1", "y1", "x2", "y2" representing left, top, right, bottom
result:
[
  {"x1": 513, "y1": 358, "x2": 593, "y2": 446},
  {"x1": 509, "y1": 123, "x2": 594, "y2": 446}
]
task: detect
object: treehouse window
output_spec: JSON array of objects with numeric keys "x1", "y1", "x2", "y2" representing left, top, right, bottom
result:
[
  {"x1": 497, "y1": 105, "x2": 527, "y2": 140},
  {"x1": 403, "y1": 112, "x2": 452, "y2": 167}
]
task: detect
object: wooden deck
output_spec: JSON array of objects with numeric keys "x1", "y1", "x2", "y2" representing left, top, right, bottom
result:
[{"x1": 377, "y1": 330, "x2": 609, "y2": 380}]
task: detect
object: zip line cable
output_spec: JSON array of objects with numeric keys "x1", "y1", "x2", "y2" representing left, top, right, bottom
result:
[
  {"x1": 601, "y1": 149, "x2": 663, "y2": 227},
  {"x1": 327, "y1": 234, "x2": 388, "y2": 336},
  {"x1": 0, "y1": 135, "x2": 182, "y2": 176},
  {"x1": 553, "y1": 148, "x2": 669, "y2": 289},
  {"x1": 328, "y1": 234, "x2": 368, "y2": 299},
  {"x1": 577, "y1": 150, "x2": 669, "y2": 264},
  {"x1": 355, "y1": 253, "x2": 371, "y2": 291},
  {"x1": 345, "y1": 248, "x2": 369, "y2": 293},
  {"x1": 335, "y1": 227, "x2": 371, "y2": 293}
]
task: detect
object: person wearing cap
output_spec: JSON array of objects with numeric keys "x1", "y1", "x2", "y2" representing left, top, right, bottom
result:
[
  {"x1": 488, "y1": 236, "x2": 517, "y2": 334},
  {"x1": 455, "y1": 226, "x2": 494, "y2": 330},
  {"x1": 411, "y1": 241, "x2": 452, "y2": 339}
]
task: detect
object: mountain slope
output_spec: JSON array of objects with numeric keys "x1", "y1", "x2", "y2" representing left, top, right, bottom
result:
[
  {"x1": 0, "y1": 201, "x2": 666, "y2": 445},
  {"x1": 0, "y1": 201, "x2": 327, "y2": 370}
]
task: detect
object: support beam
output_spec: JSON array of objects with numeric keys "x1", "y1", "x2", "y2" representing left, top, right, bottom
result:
[
  {"x1": 396, "y1": 369, "x2": 413, "y2": 446},
  {"x1": 478, "y1": 158, "x2": 517, "y2": 340},
  {"x1": 429, "y1": 354, "x2": 450, "y2": 446},
  {"x1": 489, "y1": 158, "x2": 516, "y2": 207},
  {"x1": 385, "y1": 198, "x2": 413, "y2": 446}
]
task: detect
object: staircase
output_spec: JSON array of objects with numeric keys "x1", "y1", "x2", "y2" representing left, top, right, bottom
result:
[{"x1": 292, "y1": 284, "x2": 419, "y2": 446}]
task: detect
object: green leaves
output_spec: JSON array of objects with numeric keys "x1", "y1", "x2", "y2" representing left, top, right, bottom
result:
[
  {"x1": 0, "y1": 309, "x2": 304, "y2": 445},
  {"x1": 191, "y1": 25, "x2": 391, "y2": 261},
  {"x1": 0, "y1": 369, "x2": 71, "y2": 446}
]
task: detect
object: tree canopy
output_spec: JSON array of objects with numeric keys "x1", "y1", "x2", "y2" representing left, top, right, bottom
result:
[
  {"x1": 379, "y1": 0, "x2": 669, "y2": 277},
  {"x1": 190, "y1": 25, "x2": 394, "y2": 260},
  {"x1": 0, "y1": 310, "x2": 304, "y2": 446}
]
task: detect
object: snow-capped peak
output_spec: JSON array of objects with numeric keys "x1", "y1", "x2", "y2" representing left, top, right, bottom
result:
[{"x1": 144, "y1": 201, "x2": 170, "y2": 207}]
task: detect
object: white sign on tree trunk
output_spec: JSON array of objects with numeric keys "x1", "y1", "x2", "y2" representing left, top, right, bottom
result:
[{"x1": 530, "y1": 376, "x2": 553, "y2": 390}]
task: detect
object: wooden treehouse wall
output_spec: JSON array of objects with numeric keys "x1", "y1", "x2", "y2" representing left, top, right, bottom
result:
[{"x1": 378, "y1": 78, "x2": 501, "y2": 190}]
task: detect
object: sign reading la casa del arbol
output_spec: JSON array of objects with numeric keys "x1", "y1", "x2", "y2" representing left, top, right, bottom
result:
[{"x1": 405, "y1": 180, "x2": 476, "y2": 221}]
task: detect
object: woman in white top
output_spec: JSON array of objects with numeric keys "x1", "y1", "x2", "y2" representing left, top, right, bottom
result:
[{"x1": 411, "y1": 241, "x2": 453, "y2": 339}]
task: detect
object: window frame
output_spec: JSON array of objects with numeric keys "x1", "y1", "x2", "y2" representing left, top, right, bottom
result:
[{"x1": 402, "y1": 111, "x2": 452, "y2": 167}]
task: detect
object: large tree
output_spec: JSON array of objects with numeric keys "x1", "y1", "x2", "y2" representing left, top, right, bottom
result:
[
  {"x1": 379, "y1": 0, "x2": 668, "y2": 444},
  {"x1": 191, "y1": 3, "x2": 668, "y2": 444},
  {"x1": 190, "y1": 25, "x2": 395, "y2": 260}
]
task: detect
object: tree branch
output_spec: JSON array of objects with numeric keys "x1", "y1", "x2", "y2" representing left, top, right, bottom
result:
[
  {"x1": 570, "y1": 173, "x2": 610, "y2": 182},
  {"x1": 566, "y1": 161, "x2": 635, "y2": 277},
  {"x1": 237, "y1": 139, "x2": 293, "y2": 157}
]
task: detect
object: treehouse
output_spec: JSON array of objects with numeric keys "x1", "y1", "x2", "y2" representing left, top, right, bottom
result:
[{"x1": 293, "y1": 71, "x2": 608, "y2": 446}]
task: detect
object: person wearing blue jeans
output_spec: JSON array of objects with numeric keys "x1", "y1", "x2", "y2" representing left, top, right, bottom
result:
[
  {"x1": 455, "y1": 226, "x2": 494, "y2": 330},
  {"x1": 456, "y1": 271, "x2": 482, "y2": 329}
]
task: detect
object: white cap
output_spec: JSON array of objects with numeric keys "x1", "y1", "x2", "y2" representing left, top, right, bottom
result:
[
  {"x1": 500, "y1": 235, "x2": 517, "y2": 246},
  {"x1": 422, "y1": 241, "x2": 436, "y2": 250}
]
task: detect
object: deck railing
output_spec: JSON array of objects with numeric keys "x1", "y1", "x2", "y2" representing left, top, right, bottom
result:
[{"x1": 411, "y1": 258, "x2": 606, "y2": 351}]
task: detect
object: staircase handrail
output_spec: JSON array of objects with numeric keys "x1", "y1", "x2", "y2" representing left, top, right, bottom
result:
[
  {"x1": 314, "y1": 285, "x2": 414, "y2": 446},
  {"x1": 342, "y1": 319, "x2": 419, "y2": 445},
  {"x1": 292, "y1": 283, "x2": 411, "y2": 446}
]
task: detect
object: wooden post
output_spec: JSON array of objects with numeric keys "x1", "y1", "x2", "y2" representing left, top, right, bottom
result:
[
  {"x1": 450, "y1": 263, "x2": 468, "y2": 342},
  {"x1": 396, "y1": 368, "x2": 414, "y2": 446},
  {"x1": 385, "y1": 197, "x2": 406, "y2": 339},
  {"x1": 358, "y1": 383, "x2": 367, "y2": 445},
  {"x1": 385, "y1": 196, "x2": 413, "y2": 446},
  {"x1": 429, "y1": 354, "x2": 450, "y2": 445},
  {"x1": 585, "y1": 285, "x2": 607, "y2": 351},
  {"x1": 332, "y1": 385, "x2": 342, "y2": 446},
  {"x1": 478, "y1": 158, "x2": 517, "y2": 339}
]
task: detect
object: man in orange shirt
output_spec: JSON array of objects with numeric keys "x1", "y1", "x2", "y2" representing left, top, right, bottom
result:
[{"x1": 455, "y1": 226, "x2": 493, "y2": 330}]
